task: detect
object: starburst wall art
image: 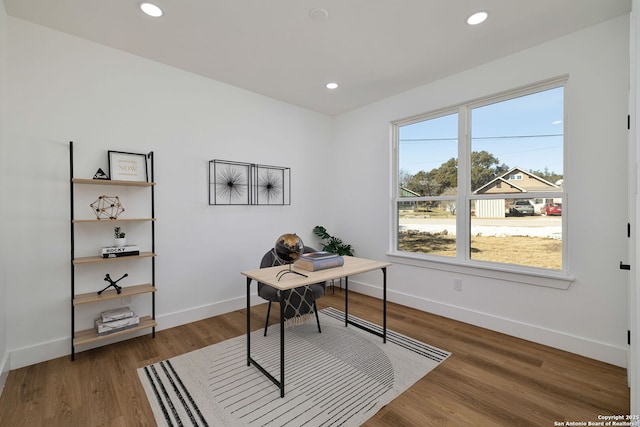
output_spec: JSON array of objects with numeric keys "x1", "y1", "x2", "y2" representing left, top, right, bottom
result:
[{"x1": 209, "y1": 160, "x2": 291, "y2": 206}]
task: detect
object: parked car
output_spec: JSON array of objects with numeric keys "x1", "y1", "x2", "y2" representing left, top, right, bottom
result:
[
  {"x1": 509, "y1": 200, "x2": 535, "y2": 216},
  {"x1": 541, "y1": 202, "x2": 562, "y2": 216}
]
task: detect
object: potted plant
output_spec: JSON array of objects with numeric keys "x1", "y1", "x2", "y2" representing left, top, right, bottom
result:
[
  {"x1": 313, "y1": 226, "x2": 354, "y2": 256},
  {"x1": 114, "y1": 227, "x2": 126, "y2": 247}
]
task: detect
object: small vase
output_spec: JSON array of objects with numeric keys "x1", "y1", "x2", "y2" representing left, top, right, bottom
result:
[{"x1": 114, "y1": 238, "x2": 126, "y2": 247}]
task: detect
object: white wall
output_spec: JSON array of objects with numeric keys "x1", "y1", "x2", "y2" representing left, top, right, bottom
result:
[
  {"x1": 332, "y1": 16, "x2": 631, "y2": 367},
  {"x1": 0, "y1": 2, "x2": 9, "y2": 392},
  {"x1": 5, "y1": 17, "x2": 334, "y2": 368},
  {"x1": 3, "y1": 13, "x2": 632, "y2": 370}
]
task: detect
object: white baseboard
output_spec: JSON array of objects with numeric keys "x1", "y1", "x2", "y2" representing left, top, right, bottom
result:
[
  {"x1": 347, "y1": 280, "x2": 628, "y2": 368},
  {"x1": 9, "y1": 285, "x2": 626, "y2": 370},
  {"x1": 155, "y1": 294, "x2": 258, "y2": 330},
  {"x1": 10, "y1": 335, "x2": 70, "y2": 370},
  {"x1": 0, "y1": 351, "x2": 9, "y2": 398},
  {"x1": 8, "y1": 294, "x2": 260, "y2": 370}
]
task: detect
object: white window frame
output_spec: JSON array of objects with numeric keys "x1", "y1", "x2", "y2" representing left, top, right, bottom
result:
[{"x1": 390, "y1": 78, "x2": 573, "y2": 289}]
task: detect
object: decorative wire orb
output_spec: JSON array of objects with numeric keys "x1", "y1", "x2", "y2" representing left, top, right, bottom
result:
[{"x1": 90, "y1": 195, "x2": 125, "y2": 220}]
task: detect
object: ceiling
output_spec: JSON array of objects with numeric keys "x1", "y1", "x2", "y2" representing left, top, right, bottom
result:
[{"x1": 2, "y1": 0, "x2": 632, "y2": 116}]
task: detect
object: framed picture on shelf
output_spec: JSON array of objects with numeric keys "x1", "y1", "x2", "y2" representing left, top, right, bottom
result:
[{"x1": 108, "y1": 151, "x2": 148, "y2": 182}]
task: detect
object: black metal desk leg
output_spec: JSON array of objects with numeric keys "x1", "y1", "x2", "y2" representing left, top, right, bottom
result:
[
  {"x1": 247, "y1": 277, "x2": 252, "y2": 366},
  {"x1": 344, "y1": 276, "x2": 349, "y2": 327},
  {"x1": 382, "y1": 267, "x2": 387, "y2": 343},
  {"x1": 279, "y1": 292, "x2": 285, "y2": 397}
]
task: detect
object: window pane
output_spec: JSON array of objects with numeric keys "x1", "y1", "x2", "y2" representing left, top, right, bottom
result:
[
  {"x1": 398, "y1": 113, "x2": 458, "y2": 196},
  {"x1": 397, "y1": 200, "x2": 456, "y2": 257},
  {"x1": 392, "y1": 82, "x2": 565, "y2": 272},
  {"x1": 471, "y1": 87, "x2": 563, "y2": 192},
  {"x1": 470, "y1": 198, "x2": 562, "y2": 270},
  {"x1": 469, "y1": 86, "x2": 564, "y2": 270}
]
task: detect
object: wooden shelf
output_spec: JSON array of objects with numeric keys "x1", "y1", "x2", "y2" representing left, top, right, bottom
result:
[
  {"x1": 69, "y1": 143, "x2": 157, "y2": 360},
  {"x1": 72, "y1": 218, "x2": 156, "y2": 223},
  {"x1": 73, "y1": 316, "x2": 156, "y2": 347},
  {"x1": 73, "y1": 252, "x2": 156, "y2": 265},
  {"x1": 72, "y1": 178, "x2": 155, "y2": 187},
  {"x1": 73, "y1": 284, "x2": 156, "y2": 306}
]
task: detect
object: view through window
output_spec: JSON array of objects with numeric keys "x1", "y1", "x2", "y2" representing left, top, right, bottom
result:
[{"x1": 395, "y1": 83, "x2": 565, "y2": 271}]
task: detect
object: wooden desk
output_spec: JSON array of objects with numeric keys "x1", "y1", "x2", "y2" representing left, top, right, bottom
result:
[{"x1": 242, "y1": 256, "x2": 391, "y2": 397}]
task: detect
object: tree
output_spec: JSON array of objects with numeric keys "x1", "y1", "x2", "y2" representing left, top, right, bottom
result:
[
  {"x1": 528, "y1": 167, "x2": 563, "y2": 186},
  {"x1": 431, "y1": 158, "x2": 458, "y2": 193},
  {"x1": 404, "y1": 170, "x2": 439, "y2": 196},
  {"x1": 403, "y1": 151, "x2": 509, "y2": 196},
  {"x1": 471, "y1": 151, "x2": 509, "y2": 191},
  {"x1": 398, "y1": 168, "x2": 412, "y2": 189}
]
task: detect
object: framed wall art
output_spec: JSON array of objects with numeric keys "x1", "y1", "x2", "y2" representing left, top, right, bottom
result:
[
  {"x1": 108, "y1": 150, "x2": 149, "y2": 182},
  {"x1": 209, "y1": 160, "x2": 291, "y2": 206},
  {"x1": 255, "y1": 164, "x2": 290, "y2": 205},
  {"x1": 209, "y1": 160, "x2": 252, "y2": 205}
]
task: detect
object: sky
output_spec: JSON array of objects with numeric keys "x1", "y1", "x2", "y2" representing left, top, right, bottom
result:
[{"x1": 398, "y1": 86, "x2": 564, "y2": 176}]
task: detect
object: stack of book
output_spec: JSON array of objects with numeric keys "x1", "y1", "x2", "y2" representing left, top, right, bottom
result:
[
  {"x1": 101, "y1": 245, "x2": 140, "y2": 258},
  {"x1": 294, "y1": 251, "x2": 344, "y2": 271},
  {"x1": 94, "y1": 306, "x2": 140, "y2": 336}
]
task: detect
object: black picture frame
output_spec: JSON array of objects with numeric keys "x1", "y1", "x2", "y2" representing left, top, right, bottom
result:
[
  {"x1": 209, "y1": 160, "x2": 252, "y2": 205},
  {"x1": 255, "y1": 164, "x2": 290, "y2": 205},
  {"x1": 108, "y1": 150, "x2": 149, "y2": 182},
  {"x1": 208, "y1": 160, "x2": 291, "y2": 206}
]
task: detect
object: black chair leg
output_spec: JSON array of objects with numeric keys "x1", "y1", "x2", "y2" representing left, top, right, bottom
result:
[
  {"x1": 314, "y1": 301, "x2": 322, "y2": 333},
  {"x1": 264, "y1": 301, "x2": 272, "y2": 336}
]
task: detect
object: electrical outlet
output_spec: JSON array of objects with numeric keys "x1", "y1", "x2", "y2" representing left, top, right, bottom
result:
[{"x1": 453, "y1": 279, "x2": 462, "y2": 291}]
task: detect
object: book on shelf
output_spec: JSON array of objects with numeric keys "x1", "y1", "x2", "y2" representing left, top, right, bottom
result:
[
  {"x1": 101, "y1": 245, "x2": 140, "y2": 258},
  {"x1": 102, "y1": 251, "x2": 140, "y2": 258},
  {"x1": 101, "y1": 306, "x2": 135, "y2": 322},
  {"x1": 300, "y1": 251, "x2": 340, "y2": 260},
  {"x1": 95, "y1": 314, "x2": 140, "y2": 335},
  {"x1": 95, "y1": 306, "x2": 139, "y2": 335},
  {"x1": 294, "y1": 255, "x2": 344, "y2": 272}
]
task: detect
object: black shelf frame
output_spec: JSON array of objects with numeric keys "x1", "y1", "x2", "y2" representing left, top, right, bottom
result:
[{"x1": 69, "y1": 141, "x2": 156, "y2": 360}]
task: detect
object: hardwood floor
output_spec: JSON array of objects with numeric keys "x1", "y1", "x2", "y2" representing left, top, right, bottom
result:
[{"x1": 0, "y1": 290, "x2": 630, "y2": 426}]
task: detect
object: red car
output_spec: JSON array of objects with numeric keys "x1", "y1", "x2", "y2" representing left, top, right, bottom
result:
[{"x1": 542, "y1": 202, "x2": 562, "y2": 216}]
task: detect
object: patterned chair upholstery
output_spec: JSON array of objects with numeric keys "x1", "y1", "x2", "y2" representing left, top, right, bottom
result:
[{"x1": 258, "y1": 246, "x2": 326, "y2": 336}]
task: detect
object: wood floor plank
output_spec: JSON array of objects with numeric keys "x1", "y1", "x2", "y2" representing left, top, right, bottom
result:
[{"x1": 0, "y1": 291, "x2": 629, "y2": 426}]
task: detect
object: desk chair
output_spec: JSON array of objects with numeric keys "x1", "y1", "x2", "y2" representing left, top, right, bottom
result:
[{"x1": 258, "y1": 246, "x2": 326, "y2": 336}]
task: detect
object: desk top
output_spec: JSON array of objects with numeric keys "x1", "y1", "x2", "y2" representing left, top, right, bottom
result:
[{"x1": 241, "y1": 256, "x2": 391, "y2": 291}]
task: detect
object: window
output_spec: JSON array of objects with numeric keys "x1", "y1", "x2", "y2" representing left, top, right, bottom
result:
[
  {"x1": 394, "y1": 80, "x2": 565, "y2": 273},
  {"x1": 397, "y1": 112, "x2": 459, "y2": 258}
]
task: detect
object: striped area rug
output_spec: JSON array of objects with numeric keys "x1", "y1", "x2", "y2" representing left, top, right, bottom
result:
[{"x1": 138, "y1": 307, "x2": 450, "y2": 426}]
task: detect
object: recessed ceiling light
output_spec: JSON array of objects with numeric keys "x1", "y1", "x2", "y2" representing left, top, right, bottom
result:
[
  {"x1": 140, "y1": 2, "x2": 163, "y2": 18},
  {"x1": 326, "y1": 82, "x2": 339, "y2": 90},
  {"x1": 467, "y1": 11, "x2": 488, "y2": 26},
  {"x1": 309, "y1": 8, "x2": 329, "y2": 21}
]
